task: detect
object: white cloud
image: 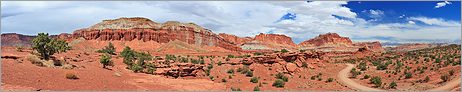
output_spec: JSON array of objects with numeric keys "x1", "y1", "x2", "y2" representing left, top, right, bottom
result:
[
  {"x1": 435, "y1": 1, "x2": 452, "y2": 8},
  {"x1": 408, "y1": 21, "x2": 416, "y2": 24},
  {"x1": 399, "y1": 14, "x2": 406, "y2": 18},
  {"x1": 1, "y1": 1, "x2": 460, "y2": 43},
  {"x1": 408, "y1": 17, "x2": 460, "y2": 26},
  {"x1": 369, "y1": 10, "x2": 384, "y2": 17}
]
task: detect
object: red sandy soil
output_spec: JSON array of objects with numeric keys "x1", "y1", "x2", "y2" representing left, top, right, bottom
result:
[{"x1": 1, "y1": 46, "x2": 225, "y2": 91}]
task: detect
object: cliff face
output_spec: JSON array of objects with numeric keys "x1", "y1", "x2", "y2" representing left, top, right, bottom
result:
[
  {"x1": 218, "y1": 33, "x2": 297, "y2": 51},
  {"x1": 353, "y1": 41, "x2": 384, "y2": 52},
  {"x1": 299, "y1": 33, "x2": 352, "y2": 47},
  {"x1": 254, "y1": 33, "x2": 296, "y2": 47},
  {"x1": 218, "y1": 33, "x2": 253, "y2": 45},
  {"x1": 71, "y1": 17, "x2": 241, "y2": 51},
  {"x1": 1, "y1": 33, "x2": 36, "y2": 47}
]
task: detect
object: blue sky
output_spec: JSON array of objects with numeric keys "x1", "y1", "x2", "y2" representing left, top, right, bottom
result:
[{"x1": 1, "y1": 1, "x2": 461, "y2": 43}]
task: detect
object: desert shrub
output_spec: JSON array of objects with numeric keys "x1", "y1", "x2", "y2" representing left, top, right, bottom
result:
[
  {"x1": 275, "y1": 72, "x2": 288, "y2": 82},
  {"x1": 326, "y1": 78, "x2": 334, "y2": 82},
  {"x1": 440, "y1": 74, "x2": 450, "y2": 82},
  {"x1": 66, "y1": 73, "x2": 78, "y2": 80},
  {"x1": 253, "y1": 86, "x2": 260, "y2": 91},
  {"x1": 207, "y1": 64, "x2": 214, "y2": 70},
  {"x1": 302, "y1": 62, "x2": 308, "y2": 68},
  {"x1": 449, "y1": 70, "x2": 455, "y2": 76},
  {"x1": 32, "y1": 33, "x2": 70, "y2": 60},
  {"x1": 130, "y1": 64, "x2": 143, "y2": 73},
  {"x1": 435, "y1": 58, "x2": 441, "y2": 63},
  {"x1": 231, "y1": 87, "x2": 241, "y2": 91},
  {"x1": 350, "y1": 68, "x2": 361, "y2": 78},
  {"x1": 100, "y1": 54, "x2": 113, "y2": 68},
  {"x1": 424, "y1": 76, "x2": 430, "y2": 83},
  {"x1": 311, "y1": 76, "x2": 316, "y2": 80},
  {"x1": 218, "y1": 61, "x2": 223, "y2": 66},
  {"x1": 280, "y1": 49, "x2": 289, "y2": 53},
  {"x1": 299, "y1": 49, "x2": 306, "y2": 52},
  {"x1": 205, "y1": 69, "x2": 211, "y2": 76},
  {"x1": 250, "y1": 77, "x2": 259, "y2": 83},
  {"x1": 404, "y1": 72, "x2": 412, "y2": 79},
  {"x1": 389, "y1": 81, "x2": 397, "y2": 89},
  {"x1": 358, "y1": 62, "x2": 367, "y2": 71},
  {"x1": 253, "y1": 52, "x2": 263, "y2": 56},
  {"x1": 227, "y1": 54, "x2": 235, "y2": 58},
  {"x1": 97, "y1": 42, "x2": 116, "y2": 55},
  {"x1": 209, "y1": 76, "x2": 215, "y2": 81},
  {"x1": 27, "y1": 55, "x2": 44, "y2": 66},
  {"x1": 145, "y1": 63, "x2": 156, "y2": 74},
  {"x1": 246, "y1": 70, "x2": 253, "y2": 77},
  {"x1": 272, "y1": 79, "x2": 285, "y2": 88},
  {"x1": 16, "y1": 45, "x2": 24, "y2": 52},
  {"x1": 222, "y1": 78, "x2": 227, "y2": 82},
  {"x1": 227, "y1": 69, "x2": 235, "y2": 74},
  {"x1": 363, "y1": 74, "x2": 370, "y2": 79},
  {"x1": 121, "y1": 46, "x2": 136, "y2": 65},
  {"x1": 370, "y1": 76, "x2": 382, "y2": 87}
]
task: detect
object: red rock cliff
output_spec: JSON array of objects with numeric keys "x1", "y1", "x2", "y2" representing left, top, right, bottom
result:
[
  {"x1": 299, "y1": 33, "x2": 352, "y2": 47},
  {"x1": 254, "y1": 33, "x2": 296, "y2": 47},
  {"x1": 1, "y1": 33, "x2": 35, "y2": 47},
  {"x1": 71, "y1": 17, "x2": 241, "y2": 51},
  {"x1": 353, "y1": 41, "x2": 384, "y2": 52},
  {"x1": 218, "y1": 33, "x2": 253, "y2": 45}
]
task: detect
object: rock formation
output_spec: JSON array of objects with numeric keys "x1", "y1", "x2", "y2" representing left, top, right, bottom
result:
[
  {"x1": 254, "y1": 33, "x2": 296, "y2": 47},
  {"x1": 1, "y1": 33, "x2": 36, "y2": 47},
  {"x1": 353, "y1": 41, "x2": 384, "y2": 52},
  {"x1": 299, "y1": 33, "x2": 352, "y2": 47},
  {"x1": 70, "y1": 17, "x2": 241, "y2": 51},
  {"x1": 218, "y1": 33, "x2": 253, "y2": 45},
  {"x1": 219, "y1": 33, "x2": 297, "y2": 51}
]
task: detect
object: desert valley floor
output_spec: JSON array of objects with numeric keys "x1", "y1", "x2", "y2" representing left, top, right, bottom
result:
[{"x1": 1, "y1": 17, "x2": 461, "y2": 91}]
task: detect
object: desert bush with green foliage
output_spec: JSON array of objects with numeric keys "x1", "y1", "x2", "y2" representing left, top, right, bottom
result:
[
  {"x1": 31, "y1": 33, "x2": 70, "y2": 60},
  {"x1": 97, "y1": 42, "x2": 116, "y2": 55},
  {"x1": 272, "y1": 79, "x2": 285, "y2": 88},
  {"x1": 100, "y1": 54, "x2": 113, "y2": 69}
]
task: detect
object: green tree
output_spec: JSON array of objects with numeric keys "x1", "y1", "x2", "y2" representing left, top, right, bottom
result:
[
  {"x1": 31, "y1": 33, "x2": 70, "y2": 60},
  {"x1": 97, "y1": 42, "x2": 116, "y2": 55},
  {"x1": 100, "y1": 54, "x2": 113, "y2": 69},
  {"x1": 121, "y1": 46, "x2": 136, "y2": 66}
]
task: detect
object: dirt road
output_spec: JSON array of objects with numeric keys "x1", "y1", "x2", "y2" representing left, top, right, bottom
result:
[
  {"x1": 337, "y1": 64, "x2": 384, "y2": 91},
  {"x1": 427, "y1": 77, "x2": 461, "y2": 91},
  {"x1": 338, "y1": 63, "x2": 461, "y2": 91}
]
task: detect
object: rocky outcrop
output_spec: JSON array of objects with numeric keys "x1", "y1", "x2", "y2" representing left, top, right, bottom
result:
[
  {"x1": 158, "y1": 63, "x2": 205, "y2": 78},
  {"x1": 299, "y1": 33, "x2": 352, "y2": 47},
  {"x1": 1, "y1": 33, "x2": 36, "y2": 47},
  {"x1": 254, "y1": 33, "x2": 296, "y2": 47},
  {"x1": 353, "y1": 41, "x2": 384, "y2": 52},
  {"x1": 219, "y1": 33, "x2": 297, "y2": 51},
  {"x1": 70, "y1": 17, "x2": 241, "y2": 51},
  {"x1": 218, "y1": 33, "x2": 253, "y2": 45}
]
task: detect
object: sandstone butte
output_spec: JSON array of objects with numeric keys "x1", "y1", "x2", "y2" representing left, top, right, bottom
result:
[
  {"x1": 3, "y1": 17, "x2": 384, "y2": 52},
  {"x1": 58, "y1": 17, "x2": 242, "y2": 51}
]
